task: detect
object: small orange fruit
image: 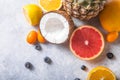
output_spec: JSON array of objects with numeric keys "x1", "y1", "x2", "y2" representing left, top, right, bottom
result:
[
  {"x1": 39, "y1": 0, "x2": 62, "y2": 12},
  {"x1": 106, "y1": 31, "x2": 119, "y2": 43},
  {"x1": 37, "y1": 30, "x2": 46, "y2": 43},
  {"x1": 26, "y1": 30, "x2": 38, "y2": 44}
]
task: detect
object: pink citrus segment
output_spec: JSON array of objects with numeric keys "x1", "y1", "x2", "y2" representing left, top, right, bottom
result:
[{"x1": 70, "y1": 25, "x2": 104, "y2": 60}]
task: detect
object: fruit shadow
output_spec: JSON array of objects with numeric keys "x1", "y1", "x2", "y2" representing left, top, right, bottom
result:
[
  {"x1": 57, "y1": 40, "x2": 70, "y2": 51},
  {"x1": 34, "y1": 41, "x2": 50, "y2": 51},
  {"x1": 84, "y1": 16, "x2": 107, "y2": 34},
  {"x1": 87, "y1": 42, "x2": 110, "y2": 64},
  {"x1": 84, "y1": 16, "x2": 101, "y2": 27},
  {"x1": 33, "y1": 25, "x2": 40, "y2": 30}
]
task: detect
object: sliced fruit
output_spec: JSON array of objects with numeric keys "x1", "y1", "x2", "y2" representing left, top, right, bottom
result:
[
  {"x1": 70, "y1": 25, "x2": 104, "y2": 60},
  {"x1": 26, "y1": 30, "x2": 37, "y2": 44},
  {"x1": 99, "y1": 0, "x2": 120, "y2": 42},
  {"x1": 38, "y1": 30, "x2": 46, "y2": 43},
  {"x1": 39, "y1": 11, "x2": 74, "y2": 44},
  {"x1": 23, "y1": 4, "x2": 43, "y2": 26},
  {"x1": 39, "y1": 0, "x2": 62, "y2": 12},
  {"x1": 87, "y1": 66, "x2": 116, "y2": 80}
]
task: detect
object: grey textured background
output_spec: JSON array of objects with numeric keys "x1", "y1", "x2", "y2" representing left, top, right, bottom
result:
[{"x1": 0, "y1": 0, "x2": 120, "y2": 80}]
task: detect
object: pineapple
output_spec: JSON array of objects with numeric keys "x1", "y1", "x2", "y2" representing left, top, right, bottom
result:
[{"x1": 63, "y1": 0, "x2": 106, "y2": 20}]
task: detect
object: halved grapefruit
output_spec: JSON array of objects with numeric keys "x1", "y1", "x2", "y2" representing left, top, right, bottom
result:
[{"x1": 70, "y1": 25, "x2": 104, "y2": 60}]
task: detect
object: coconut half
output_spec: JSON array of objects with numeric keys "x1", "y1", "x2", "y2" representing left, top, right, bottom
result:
[{"x1": 39, "y1": 11, "x2": 74, "y2": 44}]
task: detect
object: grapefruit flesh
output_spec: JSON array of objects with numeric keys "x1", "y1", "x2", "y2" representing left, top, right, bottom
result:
[{"x1": 70, "y1": 25, "x2": 104, "y2": 60}]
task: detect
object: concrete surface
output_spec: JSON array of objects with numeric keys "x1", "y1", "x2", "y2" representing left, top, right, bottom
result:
[{"x1": 0, "y1": 0, "x2": 120, "y2": 80}]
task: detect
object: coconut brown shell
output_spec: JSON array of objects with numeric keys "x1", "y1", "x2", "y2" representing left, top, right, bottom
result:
[{"x1": 39, "y1": 10, "x2": 75, "y2": 44}]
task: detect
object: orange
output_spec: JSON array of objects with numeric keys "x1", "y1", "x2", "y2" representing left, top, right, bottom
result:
[
  {"x1": 99, "y1": 0, "x2": 120, "y2": 42},
  {"x1": 106, "y1": 31, "x2": 119, "y2": 43},
  {"x1": 99, "y1": 0, "x2": 120, "y2": 32},
  {"x1": 37, "y1": 30, "x2": 46, "y2": 43},
  {"x1": 39, "y1": 0, "x2": 62, "y2": 12},
  {"x1": 87, "y1": 66, "x2": 116, "y2": 80},
  {"x1": 26, "y1": 30, "x2": 38, "y2": 44}
]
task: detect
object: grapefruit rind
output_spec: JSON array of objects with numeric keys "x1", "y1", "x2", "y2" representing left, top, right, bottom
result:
[{"x1": 70, "y1": 25, "x2": 104, "y2": 60}]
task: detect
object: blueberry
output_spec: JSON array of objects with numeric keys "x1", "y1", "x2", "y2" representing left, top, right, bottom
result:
[
  {"x1": 107, "y1": 52, "x2": 114, "y2": 59},
  {"x1": 25, "y1": 62, "x2": 33, "y2": 70},
  {"x1": 81, "y1": 65, "x2": 86, "y2": 70},
  {"x1": 35, "y1": 44, "x2": 42, "y2": 51},
  {"x1": 74, "y1": 78, "x2": 80, "y2": 80},
  {"x1": 44, "y1": 57, "x2": 52, "y2": 64}
]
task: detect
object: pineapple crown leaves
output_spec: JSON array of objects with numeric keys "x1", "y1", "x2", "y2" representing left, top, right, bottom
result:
[{"x1": 73, "y1": 0, "x2": 106, "y2": 9}]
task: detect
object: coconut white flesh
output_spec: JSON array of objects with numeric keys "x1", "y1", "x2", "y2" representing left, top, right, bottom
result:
[{"x1": 40, "y1": 12, "x2": 69, "y2": 44}]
